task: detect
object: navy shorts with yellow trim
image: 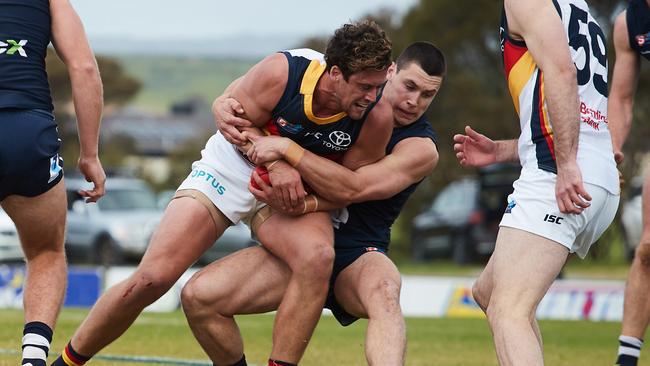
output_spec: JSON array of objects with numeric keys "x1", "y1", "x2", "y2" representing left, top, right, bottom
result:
[
  {"x1": 0, "y1": 108, "x2": 63, "y2": 201},
  {"x1": 325, "y1": 245, "x2": 388, "y2": 326}
]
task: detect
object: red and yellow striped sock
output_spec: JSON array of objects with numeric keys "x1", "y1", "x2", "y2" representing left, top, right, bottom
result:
[{"x1": 50, "y1": 342, "x2": 90, "y2": 366}]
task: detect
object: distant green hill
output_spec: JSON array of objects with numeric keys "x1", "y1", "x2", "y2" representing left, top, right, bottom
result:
[{"x1": 116, "y1": 55, "x2": 259, "y2": 112}]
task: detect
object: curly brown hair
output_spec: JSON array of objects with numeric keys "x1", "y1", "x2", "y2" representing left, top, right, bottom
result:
[{"x1": 324, "y1": 20, "x2": 392, "y2": 81}]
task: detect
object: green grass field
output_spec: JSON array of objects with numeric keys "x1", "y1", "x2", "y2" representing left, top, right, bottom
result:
[{"x1": 0, "y1": 308, "x2": 635, "y2": 366}]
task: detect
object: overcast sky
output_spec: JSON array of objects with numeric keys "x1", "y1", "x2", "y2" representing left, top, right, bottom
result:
[{"x1": 70, "y1": 0, "x2": 418, "y2": 41}]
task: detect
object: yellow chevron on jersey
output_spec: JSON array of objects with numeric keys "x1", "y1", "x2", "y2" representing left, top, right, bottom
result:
[
  {"x1": 507, "y1": 51, "x2": 536, "y2": 116},
  {"x1": 300, "y1": 59, "x2": 347, "y2": 125}
]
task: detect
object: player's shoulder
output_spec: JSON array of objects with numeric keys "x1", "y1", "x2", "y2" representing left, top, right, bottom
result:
[
  {"x1": 394, "y1": 117, "x2": 437, "y2": 151},
  {"x1": 283, "y1": 48, "x2": 325, "y2": 63},
  {"x1": 252, "y1": 52, "x2": 290, "y2": 84}
]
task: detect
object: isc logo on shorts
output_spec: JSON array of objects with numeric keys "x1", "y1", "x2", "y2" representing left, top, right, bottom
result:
[
  {"x1": 543, "y1": 214, "x2": 564, "y2": 225},
  {"x1": 190, "y1": 169, "x2": 226, "y2": 195}
]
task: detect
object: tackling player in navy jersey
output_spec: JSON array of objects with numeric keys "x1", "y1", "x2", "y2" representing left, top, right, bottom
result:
[
  {"x1": 182, "y1": 42, "x2": 445, "y2": 366},
  {"x1": 609, "y1": 1, "x2": 650, "y2": 365}
]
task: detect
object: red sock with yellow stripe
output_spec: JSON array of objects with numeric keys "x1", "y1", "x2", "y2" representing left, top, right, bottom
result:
[{"x1": 50, "y1": 342, "x2": 90, "y2": 366}]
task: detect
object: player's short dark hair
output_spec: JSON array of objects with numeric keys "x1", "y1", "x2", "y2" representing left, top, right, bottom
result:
[
  {"x1": 324, "y1": 20, "x2": 392, "y2": 80},
  {"x1": 396, "y1": 41, "x2": 446, "y2": 77}
]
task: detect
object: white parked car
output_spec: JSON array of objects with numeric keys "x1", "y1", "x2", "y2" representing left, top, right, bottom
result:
[
  {"x1": 65, "y1": 177, "x2": 163, "y2": 266},
  {"x1": 0, "y1": 207, "x2": 23, "y2": 262}
]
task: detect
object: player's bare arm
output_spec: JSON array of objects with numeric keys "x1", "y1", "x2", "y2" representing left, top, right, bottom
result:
[
  {"x1": 453, "y1": 126, "x2": 518, "y2": 167},
  {"x1": 212, "y1": 77, "x2": 254, "y2": 146},
  {"x1": 219, "y1": 53, "x2": 288, "y2": 130},
  {"x1": 336, "y1": 136, "x2": 437, "y2": 203},
  {"x1": 506, "y1": 0, "x2": 591, "y2": 214},
  {"x1": 219, "y1": 56, "x2": 308, "y2": 208},
  {"x1": 249, "y1": 171, "x2": 335, "y2": 216},
  {"x1": 51, "y1": 0, "x2": 105, "y2": 202},
  {"x1": 248, "y1": 138, "x2": 437, "y2": 214},
  {"x1": 609, "y1": 10, "x2": 641, "y2": 164},
  {"x1": 248, "y1": 133, "x2": 437, "y2": 205}
]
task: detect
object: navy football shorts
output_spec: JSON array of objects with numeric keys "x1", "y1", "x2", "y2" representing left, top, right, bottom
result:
[
  {"x1": 0, "y1": 108, "x2": 63, "y2": 201},
  {"x1": 325, "y1": 245, "x2": 388, "y2": 326}
]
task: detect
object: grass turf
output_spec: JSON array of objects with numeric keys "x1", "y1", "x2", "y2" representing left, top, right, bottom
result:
[{"x1": 0, "y1": 308, "x2": 632, "y2": 365}]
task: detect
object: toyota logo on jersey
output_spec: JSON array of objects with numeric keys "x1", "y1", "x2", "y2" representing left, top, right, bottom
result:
[{"x1": 329, "y1": 131, "x2": 351, "y2": 147}]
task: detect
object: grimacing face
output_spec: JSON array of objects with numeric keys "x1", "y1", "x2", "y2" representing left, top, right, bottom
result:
[
  {"x1": 386, "y1": 62, "x2": 443, "y2": 126},
  {"x1": 331, "y1": 67, "x2": 389, "y2": 120}
]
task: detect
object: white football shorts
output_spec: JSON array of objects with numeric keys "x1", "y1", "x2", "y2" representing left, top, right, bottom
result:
[
  {"x1": 500, "y1": 168, "x2": 619, "y2": 258},
  {"x1": 177, "y1": 132, "x2": 266, "y2": 225}
]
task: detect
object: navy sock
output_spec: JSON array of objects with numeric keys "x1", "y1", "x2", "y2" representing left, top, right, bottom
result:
[
  {"x1": 222, "y1": 354, "x2": 247, "y2": 366},
  {"x1": 268, "y1": 359, "x2": 297, "y2": 366},
  {"x1": 22, "y1": 321, "x2": 53, "y2": 366}
]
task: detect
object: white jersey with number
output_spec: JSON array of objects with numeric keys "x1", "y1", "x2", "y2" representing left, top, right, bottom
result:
[{"x1": 500, "y1": 0, "x2": 619, "y2": 194}]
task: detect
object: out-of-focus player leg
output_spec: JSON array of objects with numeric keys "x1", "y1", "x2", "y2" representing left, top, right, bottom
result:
[
  {"x1": 333, "y1": 252, "x2": 404, "y2": 366},
  {"x1": 617, "y1": 172, "x2": 650, "y2": 366},
  {"x1": 473, "y1": 246, "x2": 543, "y2": 348},
  {"x1": 2, "y1": 179, "x2": 67, "y2": 366},
  {"x1": 182, "y1": 246, "x2": 290, "y2": 365},
  {"x1": 484, "y1": 227, "x2": 568, "y2": 366},
  {"x1": 255, "y1": 211, "x2": 334, "y2": 364}
]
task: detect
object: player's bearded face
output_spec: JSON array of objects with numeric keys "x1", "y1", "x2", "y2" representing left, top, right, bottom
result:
[{"x1": 338, "y1": 69, "x2": 388, "y2": 119}]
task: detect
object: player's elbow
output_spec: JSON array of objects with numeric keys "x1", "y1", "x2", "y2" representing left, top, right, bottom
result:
[
  {"x1": 68, "y1": 60, "x2": 99, "y2": 77},
  {"x1": 430, "y1": 148, "x2": 440, "y2": 170},
  {"x1": 558, "y1": 63, "x2": 577, "y2": 84},
  {"x1": 68, "y1": 61, "x2": 101, "y2": 87},
  {"x1": 338, "y1": 181, "x2": 367, "y2": 204},
  {"x1": 323, "y1": 188, "x2": 357, "y2": 207}
]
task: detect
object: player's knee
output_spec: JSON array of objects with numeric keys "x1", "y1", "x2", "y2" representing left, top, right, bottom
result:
[
  {"x1": 180, "y1": 280, "x2": 199, "y2": 315},
  {"x1": 22, "y1": 244, "x2": 66, "y2": 263},
  {"x1": 20, "y1": 231, "x2": 66, "y2": 260},
  {"x1": 294, "y1": 242, "x2": 334, "y2": 280},
  {"x1": 125, "y1": 269, "x2": 178, "y2": 300},
  {"x1": 635, "y1": 241, "x2": 650, "y2": 267},
  {"x1": 472, "y1": 282, "x2": 489, "y2": 313},
  {"x1": 182, "y1": 275, "x2": 231, "y2": 319},
  {"x1": 181, "y1": 281, "x2": 209, "y2": 318},
  {"x1": 367, "y1": 278, "x2": 401, "y2": 316},
  {"x1": 486, "y1": 299, "x2": 534, "y2": 325}
]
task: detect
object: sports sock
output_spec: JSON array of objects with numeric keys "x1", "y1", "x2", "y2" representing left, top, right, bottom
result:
[
  {"x1": 50, "y1": 342, "x2": 91, "y2": 366},
  {"x1": 268, "y1": 359, "x2": 297, "y2": 366},
  {"x1": 22, "y1": 322, "x2": 53, "y2": 366},
  {"x1": 223, "y1": 354, "x2": 247, "y2": 366},
  {"x1": 616, "y1": 335, "x2": 643, "y2": 366}
]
